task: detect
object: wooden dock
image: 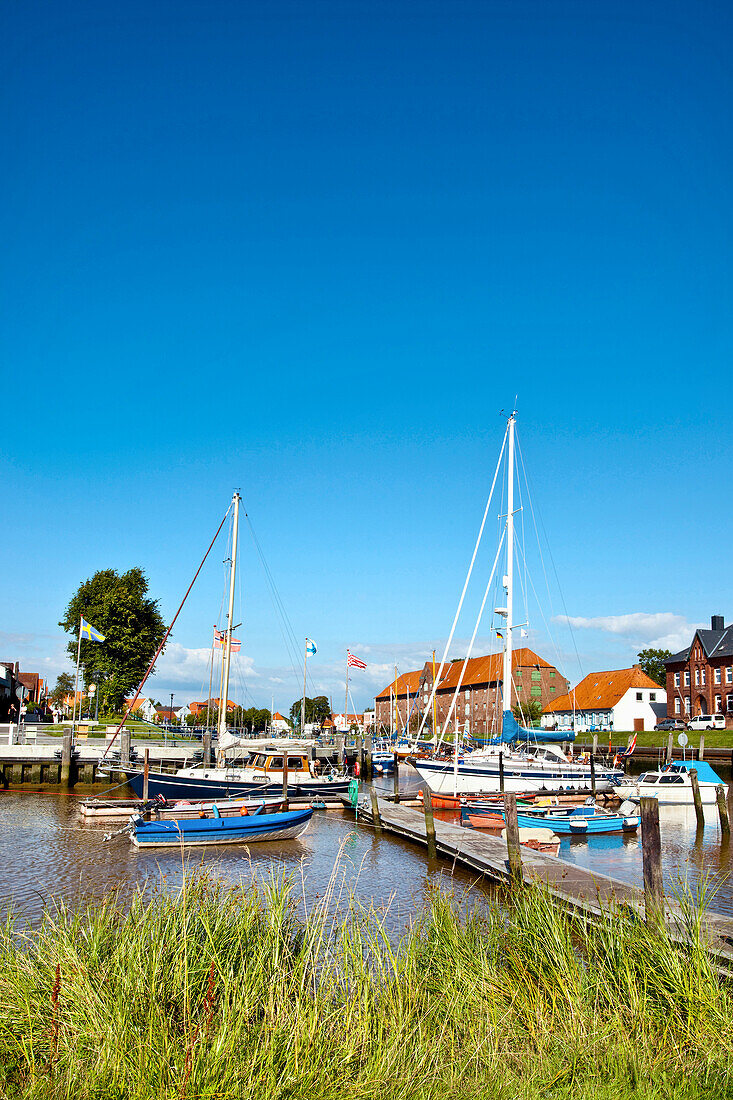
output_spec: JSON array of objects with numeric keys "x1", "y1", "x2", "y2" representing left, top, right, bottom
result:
[{"x1": 346, "y1": 797, "x2": 733, "y2": 966}]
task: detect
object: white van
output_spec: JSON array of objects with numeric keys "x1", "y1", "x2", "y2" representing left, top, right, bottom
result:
[{"x1": 687, "y1": 713, "x2": 726, "y2": 731}]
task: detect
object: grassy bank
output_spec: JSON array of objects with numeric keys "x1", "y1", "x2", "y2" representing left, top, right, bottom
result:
[{"x1": 0, "y1": 870, "x2": 729, "y2": 1099}]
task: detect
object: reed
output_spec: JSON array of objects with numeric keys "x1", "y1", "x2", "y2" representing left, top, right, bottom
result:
[{"x1": 0, "y1": 866, "x2": 729, "y2": 1100}]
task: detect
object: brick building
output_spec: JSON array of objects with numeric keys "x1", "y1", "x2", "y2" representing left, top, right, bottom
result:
[
  {"x1": 664, "y1": 614, "x2": 733, "y2": 727},
  {"x1": 375, "y1": 648, "x2": 569, "y2": 737}
]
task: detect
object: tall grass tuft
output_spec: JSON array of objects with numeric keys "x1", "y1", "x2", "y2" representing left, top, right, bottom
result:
[{"x1": 0, "y1": 866, "x2": 730, "y2": 1099}]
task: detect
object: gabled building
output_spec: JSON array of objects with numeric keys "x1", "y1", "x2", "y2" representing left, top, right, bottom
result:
[
  {"x1": 332, "y1": 712, "x2": 365, "y2": 734},
  {"x1": 375, "y1": 648, "x2": 569, "y2": 736},
  {"x1": 271, "y1": 711, "x2": 290, "y2": 732},
  {"x1": 542, "y1": 666, "x2": 666, "y2": 733},
  {"x1": 188, "y1": 698, "x2": 237, "y2": 718},
  {"x1": 665, "y1": 614, "x2": 733, "y2": 727}
]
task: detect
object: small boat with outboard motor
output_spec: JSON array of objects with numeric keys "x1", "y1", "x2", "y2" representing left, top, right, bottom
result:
[
  {"x1": 614, "y1": 760, "x2": 728, "y2": 806},
  {"x1": 125, "y1": 802, "x2": 314, "y2": 848},
  {"x1": 462, "y1": 797, "x2": 639, "y2": 836}
]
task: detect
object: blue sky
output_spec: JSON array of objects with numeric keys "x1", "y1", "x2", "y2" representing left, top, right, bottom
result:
[{"x1": 2, "y1": 0, "x2": 731, "y2": 712}]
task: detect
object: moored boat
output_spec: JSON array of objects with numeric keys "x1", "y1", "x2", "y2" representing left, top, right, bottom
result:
[
  {"x1": 129, "y1": 804, "x2": 314, "y2": 848},
  {"x1": 614, "y1": 760, "x2": 727, "y2": 805}
]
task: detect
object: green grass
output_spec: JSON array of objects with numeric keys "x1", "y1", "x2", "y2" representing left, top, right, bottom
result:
[
  {"x1": 0, "y1": 867, "x2": 729, "y2": 1100},
  {"x1": 576, "y1": 730, "x2": 733, "y2": 751}
]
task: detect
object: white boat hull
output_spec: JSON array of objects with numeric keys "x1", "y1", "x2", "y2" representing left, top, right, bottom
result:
[
  {"x1": 413, "y1": 760, "x2": 617, "y2": 796},
  {"x1": 626, "y1": 781, "x2": 723, "y2": 806}
]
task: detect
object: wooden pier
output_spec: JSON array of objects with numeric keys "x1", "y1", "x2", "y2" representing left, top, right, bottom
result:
[{"x1": 345, "y1": 797, "x2": 733, "y2": 966}]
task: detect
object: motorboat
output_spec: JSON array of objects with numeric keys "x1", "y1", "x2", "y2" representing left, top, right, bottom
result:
[
  {"x1": 124, "y1": 747, "x2": 350, "y2": 802},
  {"x1": 615, "y1": 760, "x2": 727, "y2": 805},
  {"x1": 515, "y1": 802, "x2": 639, "y2": 836}
]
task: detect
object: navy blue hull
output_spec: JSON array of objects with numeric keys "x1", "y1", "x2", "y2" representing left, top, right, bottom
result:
[{"x1": 124, "y1": 770, "x2": 350, "y2": 801}]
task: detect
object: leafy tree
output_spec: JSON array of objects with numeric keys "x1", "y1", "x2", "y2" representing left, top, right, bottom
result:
[
  {"x1": 290, "y1": 695, "x2": 330, "y2": 729},
  {"x1": 59, "y1": 568, "x2": 166, "y2": 713},
  {"x1": 512, "y1": 699, "x2": 543, "y2": 724},
  {"x1": 637, "y1": 648, "x2": 672, "y2": 687},
  {"x1": 50, "y1": 673, "x2": 74, "y2": 706}
]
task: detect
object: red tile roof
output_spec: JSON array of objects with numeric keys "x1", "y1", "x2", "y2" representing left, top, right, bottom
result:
[
  {"x1": 375, "y1": 670, "x2": 424, "y2": 701},
  {"x1": 435, "y1": 648, "x2": 554, "y2": 692},
  {"x1": 544, "y1": 667, "x2": 662, "y2": 713}
]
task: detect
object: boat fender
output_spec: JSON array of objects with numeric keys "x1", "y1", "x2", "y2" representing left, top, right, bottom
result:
[
  {"x1": 212, "y1": 805, "x2": 221, "y2": 819},
  {"x1": 198, "y1": 810, "x2": 207, "y2": 818},
  {"x1": 239, "y1": 806, "x2": 249, "y2": 816}
]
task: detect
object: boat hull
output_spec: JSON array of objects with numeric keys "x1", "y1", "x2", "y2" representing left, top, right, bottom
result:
[
  {"x1": 131, "y1": 807, "x2": 314, "y2": 848},
  {"x1": 124, "y1": 770, "x2": 349, "y2": 802},
  {"x1": 413, "y1": 759, "x2": 620, "y2": 796}
]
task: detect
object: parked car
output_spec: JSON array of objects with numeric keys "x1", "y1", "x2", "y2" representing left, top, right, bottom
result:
[
  {"x1": 653, "y1": 718, "x2": 687, "y2": 732},
  {"x1": 687, "y1": 714, "x2": 727, "y2": 731}
]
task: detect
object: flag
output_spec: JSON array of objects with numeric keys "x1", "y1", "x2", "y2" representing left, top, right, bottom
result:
[
  {"x1": 80, "y1": 617, "x2": 105, "y2": 643},
  {"x1": 495, "y1": 630, "x2": 504, "y2": 639},
  {"x1": 306, "y1": 640, "x2": 317, "y2": 656},
  {"x1": 520, "y1": 629, "x2": 528, "y2": 638},
  {"x1": 622, "y1": 733, "x2": 637, "y2": 757},
  {"x1": 347, "y1": 651, "x2": 367, "y2": 669},
  {"x1": 214, "y1": 628, "x2": 241, "y2": 653}
]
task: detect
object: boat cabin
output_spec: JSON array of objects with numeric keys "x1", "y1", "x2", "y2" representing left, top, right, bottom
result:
[
  {"x1": 639, "y1": 761, "x2": 724, "y2": 787},
  {"x1": 246, "y1": 751, "x2": 313, "y2": 777}
]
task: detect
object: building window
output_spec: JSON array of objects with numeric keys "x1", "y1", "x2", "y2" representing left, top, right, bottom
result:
[
  {"x1": 694, "y1": 669, "x2": 699, "y2": 686},
  {"x1": 728, "y1": 695, "x2": 733, "y2": 713},
  {"x1": 636, "y1": 692, "x2": 643, "y2": 701},
  {"x1": 727, "y1": 667, "x2": 732, "y2": 684},
  {"x1": 701, "y1": 669, "x2": 706, "y2": 686},
  {"x1": 715, "y1": 668, "x2": 722, "y2": 684},
  {"x1": 685, "y1": 697, "x2": 691, "y2": 714},
  {"x1": 550, "y1": 671, "x2": 556, "y2": 678},
  {"x1": 674, "y1": 672, "x2": 680, "y2": 688},
  {"x1": 675, "y1": 698, "x2": 681, "y2": 714},
  {"x1": 715, "y1": 695, "x2": 722, "y2": 712},
  {"x1": 650, "y1": 693, "x2": 656, "y2": 702},
  {"x1": 684, "y1": 671, "x2": 690, "y2": 687}
]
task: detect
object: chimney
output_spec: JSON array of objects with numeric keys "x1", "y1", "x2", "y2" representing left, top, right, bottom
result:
[{"x1": 711, "y1": 614, "x2": 725, "y2": 632}]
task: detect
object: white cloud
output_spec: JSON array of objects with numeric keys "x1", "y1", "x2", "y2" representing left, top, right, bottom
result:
[
  {"x1": 154, "y1": 643, "x2": 257, "y2": 690},
  {"x1": 553, "y1": 612, "x2": 702, "y2": 654}
]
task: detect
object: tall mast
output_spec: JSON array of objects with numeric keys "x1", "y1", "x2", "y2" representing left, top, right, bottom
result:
[
  {"x1": 219, "y1": 492, "x2": 240, "y2": 743},
  {"x1": 344, "y1": 652, "x2": 349, "y2": 734},
  {"x1": 301, "y1": 640, "x2": 308, "y2": 734},
  {"x1": 502, "y1": 413, "x2": 516, "y2": 714}
]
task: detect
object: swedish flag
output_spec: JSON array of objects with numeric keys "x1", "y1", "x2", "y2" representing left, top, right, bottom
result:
[{"x1": 80, "y1": 617, "x2": 106, "y2": 643}]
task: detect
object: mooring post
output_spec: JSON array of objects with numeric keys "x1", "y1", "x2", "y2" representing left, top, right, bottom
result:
[
  {"x1": 356, "y1": 733, "x2": 363, "y2": 775},
  {"x1": 689, "y1": 768, "x2": 705, "y2": 830},
  {"x1": 698, "y1": 734, "x2": 705, "y2": 761},
  {"x1": 590, "y1": 752, "x2": 597, "y2": 799},
  {"x1": 499, "y1": 751, "x2": 505, "y2": 795},
  {"x1": 282, "y1": 750, "x2": 289, "y2": 809},
  {"x1": 716, "y1": 786, "x2": 730, "y2": 834},
  {"x1": 640, "y1": 796, "x2": 664, "y2": 924},
  {"x1": 363, "y1": 733, "x2": 373, "y2": 781},
  {"x1": 203, "y1": 729, "x2": 212, "y2": 766},
  {"x1": 592, "y1": 733, "x2": 598, "y2": 759},
  {"x1": 142, "y1": 748, "x2": 150, "y2": 801},
  {"x1": 503, "y1": 793, "x2": 522, "y2": 885},
  {"x1": 336, "y1": 734, "x2": 345, "y2": 766},
  {"x1": 121, "y1": 728, "x2": 131, "y2": 767},
  {"x1": 666, "y1": 732, "x2": 673, "y2": 763},
  {"x1": 60, "y1": 728, "x2": 73, "y2": 787},
  {"x1": 727, "y1": 780, "x2": 733, "y2": 826},
  {"x1": 422, "y1": 787, "x2": 437, "y2": 859},
  {"x1": 393, "y1": 753, "x2": 400, "y2": 802},
  {"x1": 370, "y1": 788, "x2": 382, "y2": 832}
]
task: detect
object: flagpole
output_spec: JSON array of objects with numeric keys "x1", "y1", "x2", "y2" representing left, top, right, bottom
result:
[
  {"x1": 344, "y1": 652, "x2": 349, "y2": 735},
  {"x1": 301, "y1": 639, "x2": 308, "y2": 735},
  {"x1": 431, "y1": 650, "x2": 438, "y2": 747},
  {"x1": 219, "y1": 492, "x2": 240, "y2": 745},
  {"x1": 72, "y1": 617, "x2": 82, "y2": 744}
]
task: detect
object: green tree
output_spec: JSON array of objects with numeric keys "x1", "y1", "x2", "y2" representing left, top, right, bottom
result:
[
  {"x1": 59, "y1": 568, "x2": 166, "y2": 713},
  {"x1": 49, "y1": 673, "x2": 74, "y2": 706},
  {"x1": 512, "y1": 699, "x2": 543, "y2": 724},
  {"x1": 637, "y1": 648, "x2": 672, "y2": 687},
  {"x1": 290, "y1": 695, "x2": 331, "y2": 730}
]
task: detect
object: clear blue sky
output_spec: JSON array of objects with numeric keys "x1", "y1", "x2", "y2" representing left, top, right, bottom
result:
[{"x1": 2, "y1": 0, "x2": 731, "y2": 711}]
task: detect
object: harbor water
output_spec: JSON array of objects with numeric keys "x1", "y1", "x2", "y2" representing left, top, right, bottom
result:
[{"x1": 0, "y1": 766, "x2": 731, "y2": 925}]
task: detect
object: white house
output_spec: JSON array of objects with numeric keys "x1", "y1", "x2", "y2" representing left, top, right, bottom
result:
[
  {"x1": 332, "y1": 712, "x2": 364, "y2": 734},
  {"x1": 271, "y1": 711, "x2": 290, "y2": 733},
  {"x1": 542, "y1": 666, "x2": 666, "y2": 733}
]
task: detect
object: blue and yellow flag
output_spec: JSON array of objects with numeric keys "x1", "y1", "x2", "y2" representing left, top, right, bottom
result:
[{"x1": 80, "y1": 617, "x2": 105, "y2": 643}]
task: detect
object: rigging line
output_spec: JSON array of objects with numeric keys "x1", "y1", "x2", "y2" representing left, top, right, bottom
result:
[
  {"x1": 515, "y1": 431, "x2": 584, "y2": 683},
  {"x1": 439, "y1": 526, "x2": 507, "y2": 741},
  {"x1": 417, "y1": 422, "x2": 509, "y2": 740},
  {"x1": 514, "y1": 536, "x2": 567, "y2": 680},
  {"x1": 101, "y1": 502, "x2": 233, "y2": 760}
]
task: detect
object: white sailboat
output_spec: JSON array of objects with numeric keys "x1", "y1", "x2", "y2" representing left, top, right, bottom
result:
[{"x1": 413, "y1": 412, "x2": 624, "y2": 796}]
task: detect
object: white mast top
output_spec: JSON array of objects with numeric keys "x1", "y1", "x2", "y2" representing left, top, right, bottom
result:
[
  {"x1": 219, "y1": 491, "x2": 240, "y2": 742},
  {"x1": 502, "y1": 412, "x2": 516, "y2": 715}
]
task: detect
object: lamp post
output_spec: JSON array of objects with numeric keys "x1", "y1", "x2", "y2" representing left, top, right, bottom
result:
[{"x1": 169, "y1": 692, "x2": 174, "y2": 746}]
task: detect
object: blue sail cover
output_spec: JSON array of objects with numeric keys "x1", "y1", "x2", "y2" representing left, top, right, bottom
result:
[{"x1": 501, "y1": 709, "x2": 576, "y2": 744}]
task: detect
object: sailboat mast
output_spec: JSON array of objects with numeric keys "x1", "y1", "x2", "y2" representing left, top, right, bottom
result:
[
  {"x1": 503, "y1": 413, "x2": 516, "y2": 714},
  {"x1": 219, "y1": 492, "x2": 240, "y2": 742},
  {"x1": 301, "y1": 640, "x2": 308, "y2": 735}
]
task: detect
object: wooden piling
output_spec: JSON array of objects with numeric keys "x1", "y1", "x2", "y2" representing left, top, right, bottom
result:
[
  {"x1": 120, "y1": 728, "x2": 131, "y2": 767},
  {"x1": 727, "y1": 780, "x2": 733, "y2": 826},
  {"x1": 393, "y1": 754, "x2": 400, "y2": 802},
  {"x1": 689, "y1": 768, "x2": 705, "y2": 829},
  {"x1": 422, "y1": 788, "x2": 437, "y2": 859},
  {"x1": 699, "y1": 734, "x2": 705, "y2": 761},
  {"x1": 592, "y1": 733, "x2": 598, "y2": 758},
  {"x1": 142, "y1": 748, "x2": 150, "y2": 801},
  {"x1": 716, "y1": 786, "x2": 730, "y2": 834},
  {"x1": 370, "y1": 788, "x2": 382, "y2": 832},
  {"x1": 499, "y1": 751, "x2": 505, "y2": 795},
  {"x1": 666, "y1": 732, "x2": 673, "y2": 763},
  {"x1": 60, "y1": 729, "x2": 72, "y2": 787},
  {"x1": 336, "y1": 735, "x2": 345, "y2": 766},
  {"x1": 202, "y1": 730, "x2": 212, "y2": 766},
  {"x1": 282, "y1": 750, "x2": 289, "y2": 809},
  {"x1": 356, "y1": 734, "x2": 363, "y2": 773},
  {"x1": 640, "y1": 796, "x2": 664, "y2": 925},
  {"x1": 590, "y1": 752, "x2": 597, "y2": 799},
  {"x1": 503, "y1": 793, "x2": 522, "y2": 885}
]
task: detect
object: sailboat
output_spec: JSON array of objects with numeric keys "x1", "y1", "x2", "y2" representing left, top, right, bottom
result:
[
  {"x1": 124, "y1": 492, "x2": 350, "y2": 802},
  {"x1": 413, "y1": 412, "x2": 624, "y2": 797}
]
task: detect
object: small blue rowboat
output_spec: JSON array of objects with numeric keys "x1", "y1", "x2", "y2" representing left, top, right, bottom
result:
[
  {"x1": 129, "y1": 804, "x2": 314, "y2": 848},
  {"x1": 516, "y1": 805, "x2": 638, "y2": 836}
]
